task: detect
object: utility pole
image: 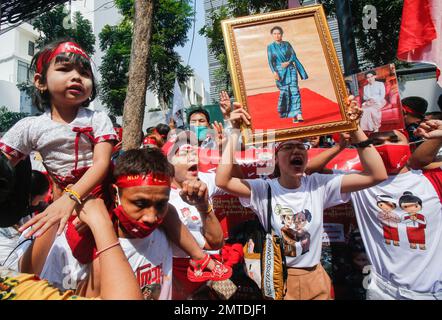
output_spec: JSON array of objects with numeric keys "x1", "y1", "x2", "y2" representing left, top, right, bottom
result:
[{"x1": 335, "y1": 0, "x2": 359, "y2": 75}]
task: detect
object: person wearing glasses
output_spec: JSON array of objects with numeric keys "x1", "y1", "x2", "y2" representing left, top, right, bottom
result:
[{"x1": 215, "y1": 99, "x2": 387, "y2": 300}]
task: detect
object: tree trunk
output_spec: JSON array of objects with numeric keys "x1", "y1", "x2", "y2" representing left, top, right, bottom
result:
[{"x1": 121, "y1": 0, "x2": 154, "y2": 150}]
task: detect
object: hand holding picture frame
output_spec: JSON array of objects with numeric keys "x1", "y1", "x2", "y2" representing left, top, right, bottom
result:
[{"x1": 221, "y1": 4, "x2": 357, "y2": 145}]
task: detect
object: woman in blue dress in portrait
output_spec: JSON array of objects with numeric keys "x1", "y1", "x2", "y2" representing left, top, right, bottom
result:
[{"x1": 267, "y1": 26, "x2": 308, "y2": 123}]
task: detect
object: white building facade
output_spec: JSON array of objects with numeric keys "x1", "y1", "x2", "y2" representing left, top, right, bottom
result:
[{"x1": 0, "y1": 22, "x2": 38, "y2": 114}]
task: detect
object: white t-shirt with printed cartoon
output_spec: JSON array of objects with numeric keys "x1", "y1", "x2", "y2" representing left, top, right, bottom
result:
[
  {"x1": 0, "y1": 108, "x2": 117, "y2": 180},
  {"x1": 239, "y1": 173, "x2": 347, "y2": 268},
  {"x1": 40, "y1": 229, "x2": 172, "y2": 300},
  {"x1": 348, "y1": 169, "x2": 442, "y2": 293}
]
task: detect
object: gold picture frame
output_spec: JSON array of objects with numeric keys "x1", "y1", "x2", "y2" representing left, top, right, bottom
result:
[{"x1": 221, "y1": 4, "x2": 357, "y2": 145}]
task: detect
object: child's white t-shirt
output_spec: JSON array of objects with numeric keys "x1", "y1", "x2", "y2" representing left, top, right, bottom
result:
[
  {"x1": 0, "y1": 108, "x2": 117, "y2": 179},
  {"x1": 239, "y1": 173, "x2": 347, "y2": 268},
  {"x1": 348, "y1": 169, "x2": 442, "y2": 293},
  {"x1": 40, "y1": 229, "x2": 172, "y2": 300}
]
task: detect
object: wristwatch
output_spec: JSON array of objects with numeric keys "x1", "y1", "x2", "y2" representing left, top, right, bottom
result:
[{"x1": 352, "y1": 138, "x2": 373, "y2": 148}]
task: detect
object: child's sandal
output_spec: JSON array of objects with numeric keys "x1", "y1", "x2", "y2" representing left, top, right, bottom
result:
[{"x1": 187, "y1": 254, "x2": 232, "y2": 283}]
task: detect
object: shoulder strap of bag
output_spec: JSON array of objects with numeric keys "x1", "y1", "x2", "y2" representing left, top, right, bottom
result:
[{"x1": 266, "y1": 183, "x2": 272, "y2": 234}]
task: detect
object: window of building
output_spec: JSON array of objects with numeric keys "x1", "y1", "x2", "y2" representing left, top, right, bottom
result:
[
  {"x1": 17, "y1": 60, "x2": 31, "y2": 83},
  {"x1": 28, "y1": 41, "x2": 35, "y2": 56}
]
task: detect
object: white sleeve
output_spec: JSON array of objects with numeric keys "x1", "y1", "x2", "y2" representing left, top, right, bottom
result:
[
  {"x1": 198, "y1": 172, "x2": 226, "y2": 198},
  {"x1": 238, "y1": 178, "x2": 268, "y2": 229},
  {"x1": 310, "y1": 173, "x2": 350, "y2": 209},
  {"x1": 92, "y1": 111, "x2": 118, "y2": 143},
  {"x1": 0, "y1": 117, "x2": 36, "y2": 159}
]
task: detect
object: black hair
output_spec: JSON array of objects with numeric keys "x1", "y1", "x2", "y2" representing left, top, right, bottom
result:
[
  {"x1": 30, "y1": 38, "x2": 97, "y2": 112},
  {"x1": 146, "y1": 127, "x2": 154, "y2": 134},
  {"x1": 109, "y1": 114, "x2": 118, "y2": 127},
  {"x1": 364, "y1": 70, "x2": 376, "y2": 77},
  {"x1": 294, "y1": 209, "x2": 312, "y2": 223},
  {"x1": 437, "y1": 94, "x2": 442, "y2": 111},
  {"x1": 30, "y1": 170, "x2": 50, "y2": 199},
  {"x1": 156, "y1": 123, "x2": 171, "y2": 137},
  {"x1": 113, "y1": 148, "x2": 173, "y2": 179},
  {"x1": 376, "y1": 200, "x2": 396, "y2": 208},
  {"x1": 187, "y1": 107, "x2": 210, "y2": 124},
  {"x1": 0, "y1": 154, "x2": 31, "y2": 227},
  {"x1": 369, "y1": 130, "x2": 399, "y2": 141},
  {"x1": 399, "y1": 191, "x2": 422, "y2": 208},
  {"x1": 425, "y1": 111, "x2": 442, "y2": 120},
  {"x1": 270, "y1": 26, "x2": 284, "y2": 35}
]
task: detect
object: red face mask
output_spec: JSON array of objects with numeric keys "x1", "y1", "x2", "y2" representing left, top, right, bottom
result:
[
  {"x1": 375, "y1": 144, "x2": 411, "y2": 174},
  {"x1": 112, "y1": 205, "x2": 163, "y2": 238}
]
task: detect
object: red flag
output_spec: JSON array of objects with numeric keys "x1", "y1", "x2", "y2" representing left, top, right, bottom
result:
[{"x1": 397, "y1": 0, "x2": 442, "y2": 87}]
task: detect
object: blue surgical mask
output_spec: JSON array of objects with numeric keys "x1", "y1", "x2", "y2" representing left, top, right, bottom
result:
[{"x1": 190, "y1": 126, "x2": 208, "y2": 141}]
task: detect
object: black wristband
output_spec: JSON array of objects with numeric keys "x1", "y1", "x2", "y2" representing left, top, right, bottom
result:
[{"x1": 352, "y1": 138, "x2": 373, "y2": 148}]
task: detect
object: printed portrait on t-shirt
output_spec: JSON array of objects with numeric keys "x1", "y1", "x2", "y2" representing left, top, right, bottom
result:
[{"x1": 275, "y1": 205, "x2": 312, "y2": 257}]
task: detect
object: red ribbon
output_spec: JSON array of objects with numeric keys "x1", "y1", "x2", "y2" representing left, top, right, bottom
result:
[{"x1": 72, "y1": 127, "x2": 95, "y2": 171}]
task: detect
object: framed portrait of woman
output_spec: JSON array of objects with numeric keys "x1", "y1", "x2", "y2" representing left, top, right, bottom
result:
[{"x1": 221, "y1": 5, "x2": 357, "y2": 145}]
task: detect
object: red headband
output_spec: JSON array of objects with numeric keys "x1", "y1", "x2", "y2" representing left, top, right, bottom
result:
[
  {"x1": 143, "y1": 136, "x2": 158, "y2": 146},
  {"x1": 115, "y1": 172, "x2": 171, "y2": 188},
  {"x1": 36, "y1": 42, "x2": 90, "y2": 73}
]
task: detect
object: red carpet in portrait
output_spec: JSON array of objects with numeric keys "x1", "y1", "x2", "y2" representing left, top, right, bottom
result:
[{"x1": 246, "y1": 88, "x2": 343, "y2": 130}]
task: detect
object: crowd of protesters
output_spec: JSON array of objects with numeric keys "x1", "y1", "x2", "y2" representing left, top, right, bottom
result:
[{"x1": 0, "y1": 40, "x2": 442, "y2": 301}]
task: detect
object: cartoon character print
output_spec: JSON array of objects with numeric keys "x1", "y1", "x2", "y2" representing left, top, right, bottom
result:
[
  {"x1": 376, "y1": 195, "x2": 401, "y2": 246},
  {"x1": 293, "y1": 209, "x2": 312, "y2": 255},
  {"x1": 399, "y1": 191, "x2": 426, "y2": 250},
  {"x1": 275, "y1": 205, "x2": 312, "y2": 257}
]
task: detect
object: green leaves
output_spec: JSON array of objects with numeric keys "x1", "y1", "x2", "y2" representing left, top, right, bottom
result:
[
  {"x1": 0, "y1": 106, "x2": 28, "y2": 133},
  {"x1": 199, "y1": 1, "x2": 287, "y2": 96},
  {"x1": 318, "y1": 0, "x2": 404, "y2": 68},
  {"x1": 31, "y1": 5, "x2": 95, "y2": 56},
  {"x1": 99, "y1": 0, "x2": 194, "y2": 115}
]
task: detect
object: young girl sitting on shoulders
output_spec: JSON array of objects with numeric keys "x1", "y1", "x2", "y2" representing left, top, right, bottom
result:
[{"x1": 0, "y1": 40, "x2": 117, "y2": 275}]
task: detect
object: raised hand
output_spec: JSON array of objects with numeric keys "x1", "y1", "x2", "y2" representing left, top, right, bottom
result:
[
  {"x1": 219, "y1": 91, "x2": 232, "y2": 120},
  {"x1": 179, "y1": 179, "x2": 209, "y2": 211},
  {"x1": 346, "y1": 95, "x2": 363, "y2": 123},
  {"x1": 226, "y1": 102, "x2": 251, "y2": 129},
  {"x1": 414, "y1": 120, "x2": 442, "y2": 139},
  {"x1": 212, "y1": 120, "x2": 225, "y2": 147}
]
